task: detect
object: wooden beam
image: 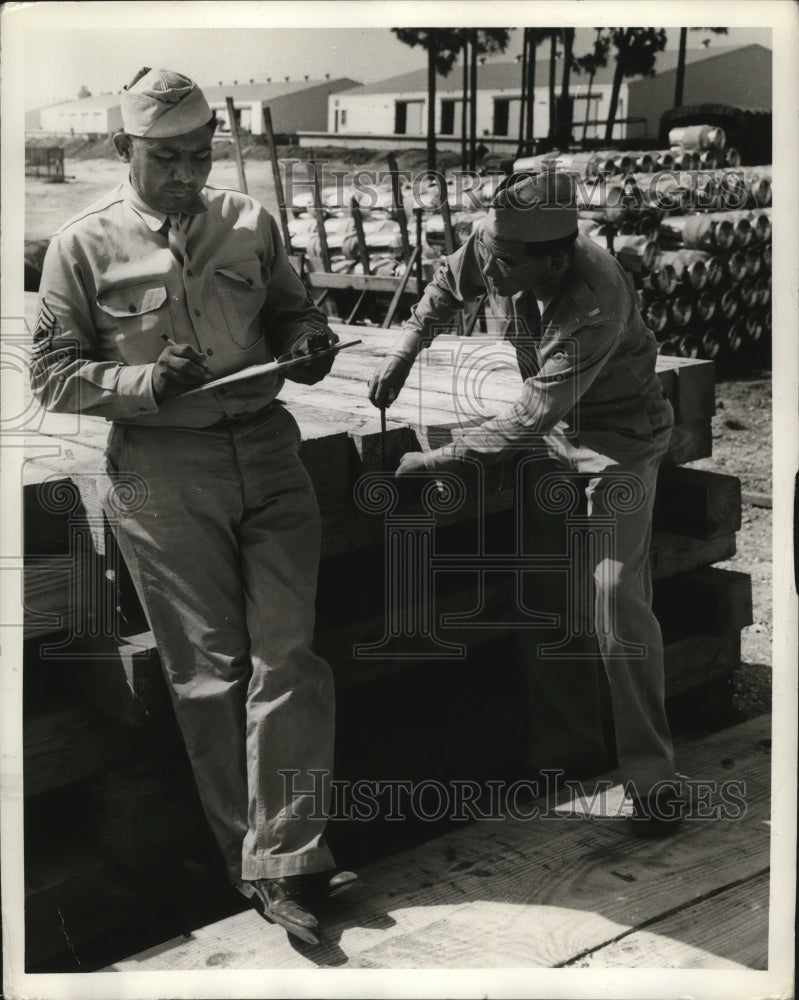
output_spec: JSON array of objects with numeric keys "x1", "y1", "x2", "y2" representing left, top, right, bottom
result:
[
  {"x1": 263, "y1": 106, "x2": 292, "y2": 251},
  {"x1": 224, "y1": 97, "x2": 248, "y2": 195}
]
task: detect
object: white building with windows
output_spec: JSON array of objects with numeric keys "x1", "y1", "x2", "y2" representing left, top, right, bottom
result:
[
  {"x1": 307, "y1": 60, "x2": 629, "y2": 152},
  {"x1": 300, "y1": 45, "x2": 770, "y2": 153}
]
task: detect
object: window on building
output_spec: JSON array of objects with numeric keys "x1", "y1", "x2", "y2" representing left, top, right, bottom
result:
[
  {"x1": 395, "y1": 100, "x2": 424, "y2": 135},
  {"x1": 493, "y1": 98, "x2": 522, "y2": 137},
  {"x1": 573, "y1": 93, "x2": 601, "y2": 139},
  {"x1": 440, "y1": 99, "x2": 462, "y2": 136},
  {"x1": 340, "y1": 109, "x2": 347, "y2": 126}
]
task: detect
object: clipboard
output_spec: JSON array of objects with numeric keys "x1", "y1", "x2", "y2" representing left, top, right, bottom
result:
[{"x1": 183, "y1": 339, "x2": 362, "y2": 395}]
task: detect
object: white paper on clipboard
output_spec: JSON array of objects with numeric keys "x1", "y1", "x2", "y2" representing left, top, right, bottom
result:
[{"x1": 183, "y1": 339, "x2": 362, "y2": 395}]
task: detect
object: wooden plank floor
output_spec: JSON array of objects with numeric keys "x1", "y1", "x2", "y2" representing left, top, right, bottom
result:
[{"x1": 107, "y1": 715, "x2": 771, "y2": 972}]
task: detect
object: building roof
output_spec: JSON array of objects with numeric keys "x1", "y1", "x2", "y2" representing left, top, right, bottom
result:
[
  {"x1": 42, "y1": 93, "x2": 124, "y2": 112},
  {"x1": 339, "y1": 44, "x2": 769, "y2": 96},
  {"x1": 34, "y1": 78, "x2": 361, "y2": 117},
  {"x1": 202, "y1": 78, "x2": 360, "y2": 103}
]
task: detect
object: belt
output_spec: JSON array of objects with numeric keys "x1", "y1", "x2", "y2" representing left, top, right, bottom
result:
[{"x1": 207, "y1": 403, "x2": 274, "y2": 429}]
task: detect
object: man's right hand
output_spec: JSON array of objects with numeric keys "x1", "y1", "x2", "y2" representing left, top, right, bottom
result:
[
  {"x1": 152, "y1": 344, "x2": 212, "y2": 401},
  {"x1": 368, "y1": 355, "x2": 412, "y2": 409}
]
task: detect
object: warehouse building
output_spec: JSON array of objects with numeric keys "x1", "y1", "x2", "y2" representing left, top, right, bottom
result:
[
  {"x1": 39, "y1": 94, "x2": 123, "y2": 136},
  {"x1": 33, "y1": 77, "x2": 359, "y2": 139},
  {"x1": 298, "y1": 43, "x2": 771, "y2": 152},
  {"x1": 627, "y1": 43, "x2": 772, "y2": 136}
]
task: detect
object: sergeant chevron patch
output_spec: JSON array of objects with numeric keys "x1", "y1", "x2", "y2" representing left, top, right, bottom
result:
[{"x1": 31, "y1": 298, "x2": 58, "y2": 358}]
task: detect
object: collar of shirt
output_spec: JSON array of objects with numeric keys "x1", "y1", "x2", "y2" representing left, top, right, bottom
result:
[{"x1": 122, "y1": 177, "x2": 208, "y2": 232}]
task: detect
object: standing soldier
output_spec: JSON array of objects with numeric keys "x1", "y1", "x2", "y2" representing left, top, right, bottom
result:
[
  {"x1": 369, "y1": 171, "x2": 683, "y2": 833},
  {"x1": 30, "y1": 67, "x2": 355, "y2": 944}
]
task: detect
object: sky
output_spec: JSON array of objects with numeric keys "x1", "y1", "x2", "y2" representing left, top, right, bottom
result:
[{"x1": 11, "y1": 1, "x2": 775, "y2": 111}]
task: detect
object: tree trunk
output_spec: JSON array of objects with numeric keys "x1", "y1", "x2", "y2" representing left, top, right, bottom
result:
[
  {"x1": 469, "y1": 30, "x2": 477, "y2": 171},
  {"x1": 517, "y1": 27, "x2": 528, "y2": 158},
  {"x1": 548, "y1": 33, "x2": 557, "y2": 140},
  {"x1": 526, "y1": 29, "x2": 536, "y2": 151},
  {"x1": 461, "y1": 37, "x2": 468, "y2": 171},
  {"x1": 427, "y1": 47, "x2": 437, "y2": 172},
  {"x1": 557, "y1": 27, "x2": 574, "y2": 147},
  {"x1": 604, "y1": 30, "x2": 631, "y2": 144},
  {"x1": 582, "y1": 28, "x2": 602, "y2": 141},
  {"x1": 674, "y1": 27, "x2": 687, "y2": 107}
]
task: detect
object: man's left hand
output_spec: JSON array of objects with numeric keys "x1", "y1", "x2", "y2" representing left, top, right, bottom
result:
[
  {"x1": 283, "y1": 328, "x2": 340, "y2": 385},
  {"x1": 395, "y1": 451, "x2": 431, "y2": 477}
]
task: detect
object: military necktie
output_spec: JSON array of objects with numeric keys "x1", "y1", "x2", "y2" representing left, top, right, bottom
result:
[{"x1": 509, "y1": 287, "x2": 542, "y2": 380}]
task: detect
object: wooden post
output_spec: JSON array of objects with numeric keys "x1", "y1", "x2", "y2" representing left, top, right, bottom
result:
[
  {"x1": 386, "y1": 152, "x2": 411, "y2": 263},
  {"x1": 436, "y1": 174, "x2": 456, "y2": 256},
  {"x1": 308, "y1": 160, "x2": 332, "y2": 272},
  {"x1": 414, "y1": 208, "x2": 425, "y2": 298},
  {"x1": 263, "y1": 106, "x2": 292, "y2": 252},
  {"x1": 381, "y1": 246, "x2": 420, "y2": 328},
  {"x1": 350, "y1": 197, "x2": 371, "y2": 275},
  {"x1": 225, "y1": 97, "x2": 248, "y2": 195}
]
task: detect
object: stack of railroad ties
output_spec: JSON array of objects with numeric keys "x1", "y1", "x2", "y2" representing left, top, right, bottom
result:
[{"x1": 23, "y1": 318, "x2": 753, "y2": 967}]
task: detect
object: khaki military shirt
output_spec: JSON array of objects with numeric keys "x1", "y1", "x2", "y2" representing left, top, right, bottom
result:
[
  {"x1": 30, "y1": 180, "x2": 327, "y2": 427},
  {"x1": 388, "y1": 229, "x2": 667, "y2": 463}
]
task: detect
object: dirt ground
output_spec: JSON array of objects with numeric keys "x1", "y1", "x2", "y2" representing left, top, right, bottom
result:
[{"x1": 24, "y1": 152, "x2": 775, "y2": 715}]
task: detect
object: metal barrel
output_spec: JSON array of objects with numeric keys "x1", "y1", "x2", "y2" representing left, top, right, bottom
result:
[
  {"x1": 676, "y1": 333, "x2": 701, "y2": 358},
  {"x1": 718, "y1": 288, "x2": 740, "y2": 319},
  {"x1": 657, "y1": 337, "x2": 679, "y2": 356},
  {"x1": 744, "y1": 313, "x2": 764, "y2": 343},
  {"x1": 698, "y1": 150, "x2": 721, "y2": 170},
  {"x1": 723, "y1": 148, "x2": 742, "y2": 168},
  {"x1": 738, "y1": 279, "x2": 759, "y2": 309},
  {"x1": 725, "y1": 319, "x2": 747, "y2": 353},
  {"x1": 614, "y1": 234, "x2": 661, "y2": 273},
  {"x1": 703, "y1": 255, "x2": 724, "y2": 287},
  {"x1": 754, "y1": 277, "x2": 771, "y2": 306},
  {"x1": 668, "y1": 293, "x2": 693, "y2": 327},
  {"x1": 700, "y1": 329, "x2": 724, "y2": 360},
  {"x1": 694, "y1": 290, "x2": 717, "y2": 322},
  {"x1": 668, "y1": 124, "x2": 726, "y2": 150},
  {"x1": 744, "y1": 248, "x2": 762, "y2": 276},
  {"x1": 725, "y1": 249, "x2": 750, "y2": 282},
  {"x1": 645, "y1": 299, "x2": 669, "y2": 334},
  {"x1": 747, "y1": 209, "x2": 772, "y2": 244},
  {"x1": 654, "y1": 151, "x2": 675, "y2": 170},
  {"x1": 660, "y1": 249, "x2": 708, "y2": 290}
]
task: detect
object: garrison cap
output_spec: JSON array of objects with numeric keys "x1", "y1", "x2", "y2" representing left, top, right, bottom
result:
[
  {"x1": 121, "y1": 67, "x2": 213, "y2": 138},
  {"x1": 483, "y1": 171, "x2": 578, "y2": 253}
]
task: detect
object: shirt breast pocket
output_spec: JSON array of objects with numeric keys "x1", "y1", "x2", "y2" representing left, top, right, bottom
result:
[
  {"x1": 95, "y1": 282, "x2": 174, "y2": 364},
  {"x1": 213, "y1": 258, "x2": 269, "y2": 349}
]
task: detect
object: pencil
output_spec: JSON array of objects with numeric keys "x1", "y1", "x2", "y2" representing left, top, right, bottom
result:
[{"x1": 159, "y1": 333, "x2": 211, "y2": 373}]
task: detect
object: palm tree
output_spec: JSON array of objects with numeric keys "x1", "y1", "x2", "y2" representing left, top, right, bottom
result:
[
  {"x1": 392, "y1": 28, "x2": 463, "y2": 171},
  {"x1": 603, "y1": 28, "x2": 667, "y2": 143},
  {"x1": 674, "y1": 27, "x2": 729, "y2": 106}
]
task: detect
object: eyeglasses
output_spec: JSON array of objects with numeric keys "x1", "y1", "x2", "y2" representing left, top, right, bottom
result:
[{"x1": 478, "y1": 234, "x2": 549, "y2": 274}]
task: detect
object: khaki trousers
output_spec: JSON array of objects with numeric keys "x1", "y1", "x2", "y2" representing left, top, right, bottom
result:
[
  {"x1": 103, "y1": 404, "x2": 335, "y2": 881},
  {"x1": 518, "y1": 394, "x2": 676, "y2": 795}
]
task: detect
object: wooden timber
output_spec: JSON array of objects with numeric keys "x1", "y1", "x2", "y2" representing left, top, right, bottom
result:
[{"x1": 105, "y1": 716, "x2": 771, "y2": 972}]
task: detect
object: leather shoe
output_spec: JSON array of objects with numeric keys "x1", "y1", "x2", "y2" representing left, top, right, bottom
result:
[
  {"x1": 629, "y1": 785, "x2": 685, "y2": 838},
  {"x1": 306, "y1": 868, "x2": 359, "y2": 899},
  {"x1": 236, "y1": 876, "x2": 321, "y2": 945}
]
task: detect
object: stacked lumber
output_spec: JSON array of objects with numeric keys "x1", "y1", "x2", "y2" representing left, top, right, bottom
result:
[{"x1": 21, "y1": 327, "x2": 751, "y2": 968}]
